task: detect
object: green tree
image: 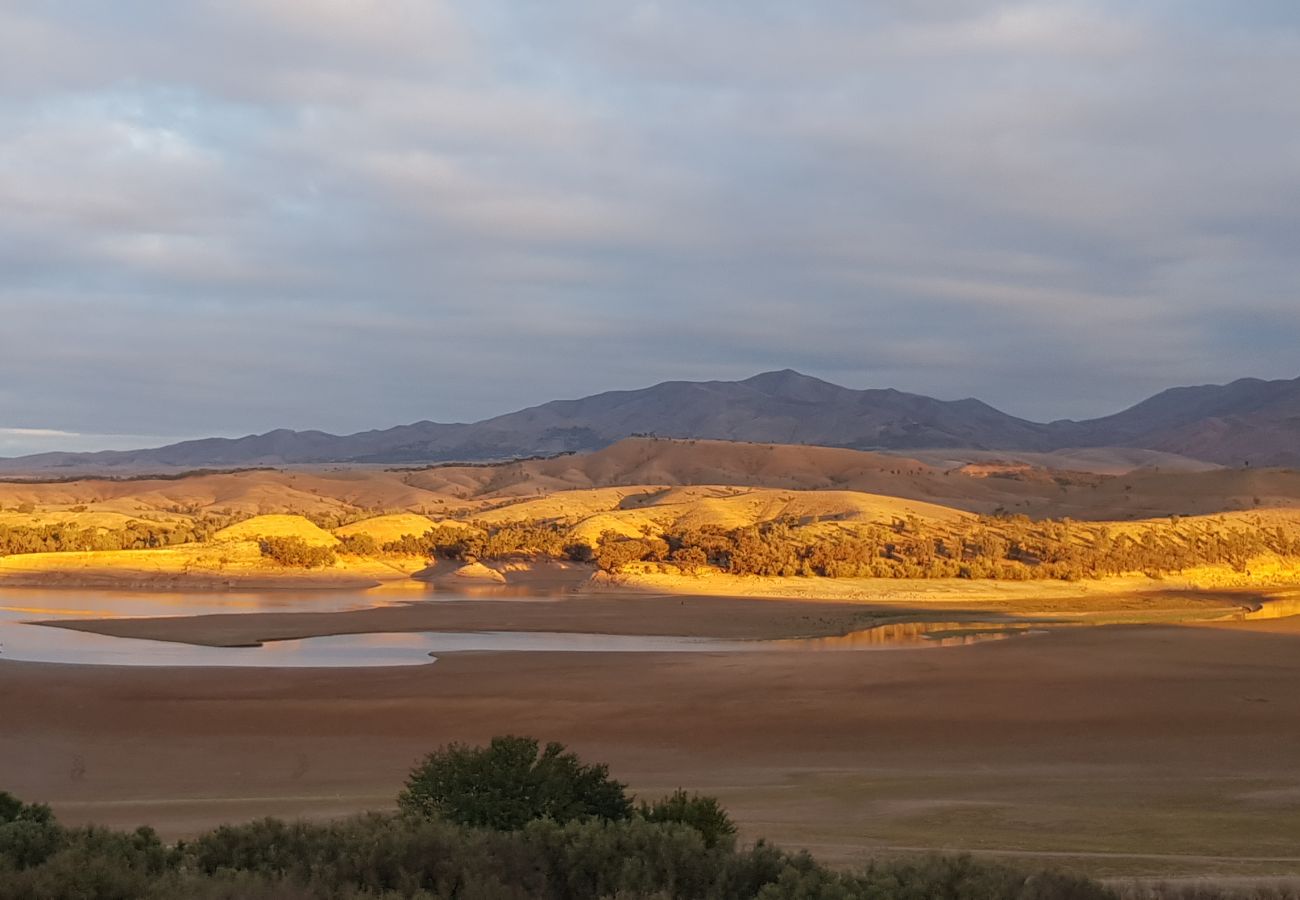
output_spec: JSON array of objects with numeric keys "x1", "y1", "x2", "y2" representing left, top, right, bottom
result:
[
  {"x1": 398, "y1": 736, "x2": 633, "y2": 830},
  {"x1": 639, "y1": 790, "x2": 737, "y2": 849},
  {"x1": 0, "y1": 791, "x2": 65, "y2": 870}
]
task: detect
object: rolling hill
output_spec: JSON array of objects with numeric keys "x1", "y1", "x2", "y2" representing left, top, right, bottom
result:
[{"x1": 5, "y1": 437, "x2": 1300, "y2": 524}]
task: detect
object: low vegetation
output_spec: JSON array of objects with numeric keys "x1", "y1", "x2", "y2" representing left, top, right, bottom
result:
[
  {"x1": 2, "y1": 738, "x2": 1282, "y2": 899},
  {"x1": 257, "y1": 536, "x2": 338, "y2": 569},
  {"x1": 0, "y1": 521, "x2": 218, "y2": 555}
]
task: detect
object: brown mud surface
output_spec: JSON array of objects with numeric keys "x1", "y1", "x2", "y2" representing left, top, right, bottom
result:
[{"x1": 2, "y1": 595, "x2": 1298, "y2": 878}]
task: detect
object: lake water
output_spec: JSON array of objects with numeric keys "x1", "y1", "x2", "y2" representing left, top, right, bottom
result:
[{"x1": 0, "y1": 586, "x2": 1036, "y2": 668}]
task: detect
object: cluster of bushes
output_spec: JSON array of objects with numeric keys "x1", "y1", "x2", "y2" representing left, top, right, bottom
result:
[
  {"x1": 335, "y1": 532, "x2": 381, "y2": 556},
  {"x1": 325, "y1": 510, "x2": 1300, "y2": 582},
  {"x1": 257, "y1": 536, "x2": 337, "y2": 569},
  {"x1": 589, "y1": 516, "x2": 1300, "y2": 581},
  {"x1": 379, "y1": 522, "x2": 591, "y2": 563},
  {"x1": 0, "y1": 522, "x2": 214, "y2": 556},
  {"x1": 1, "y1": 736, "x2": 1130, "y2": 899}
]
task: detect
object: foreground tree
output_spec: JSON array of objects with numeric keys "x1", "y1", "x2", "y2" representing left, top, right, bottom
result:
[
  {"x1": 398, "y1": 735, "x2": 633, "y2": 830},
  {"x1": 640, "y1": 789, "x2": 738, "y2": 849}
]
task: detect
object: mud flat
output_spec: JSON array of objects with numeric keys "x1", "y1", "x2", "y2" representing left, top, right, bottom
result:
[{"x1": 1, "y1": 586, "x2": 1298, "y2": 879}]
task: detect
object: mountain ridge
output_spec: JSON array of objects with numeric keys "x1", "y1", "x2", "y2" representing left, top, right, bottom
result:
[{"x1": 4, "y1": 370, "x2": 1298, "y2": 472}]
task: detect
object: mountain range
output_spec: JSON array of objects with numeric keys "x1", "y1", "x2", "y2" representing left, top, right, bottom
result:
[{"x1": 4, "y1": 370, "x2": 1298, "y2": 473}]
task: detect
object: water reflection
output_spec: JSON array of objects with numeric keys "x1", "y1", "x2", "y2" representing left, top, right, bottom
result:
[
  {"x1": 0, "y1": 626, "x2": 745, "y2": 668},
  {"x1": 0, "y1": 588, "x2": 1038, "y2": 669},
  {"x1": 769, "y1": 621, "x2": 1037, "y2": 650},
  {"x1": 0, "y1": 621, "x2": 1034, "y2": 668},
  {"x1": 0, "y1": 625, "x2": 440, "y2": 668},
  {"x1": 1241, "y1": 594, "x2": 1300, "y2": 620},
  {"x1": 0, "y1": 585, "x2": 421, "y2": 619},
  {"x1": 0, "y1": 587, "x2": 447, "y2": 668}
]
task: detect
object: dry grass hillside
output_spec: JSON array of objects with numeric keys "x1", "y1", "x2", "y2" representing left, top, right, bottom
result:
[
  {"x1": 212, "y1": 514, "x2": 339, "y2": 547},
  {"x1": 473, "y1": 485, "x2": 973, "y2": 547},
  {"x1": 334, "y1": 513, "x2": 440, "y2": 545},
  {"x1": 898, "y1": 447, "x2": 1221, "y2": 475},
  {"x1": 1, "y1": 438, "x2": 1298, "y2": 568},
  {"x1": 0, "y1": 468, "x2": 466, "y2": 519}
]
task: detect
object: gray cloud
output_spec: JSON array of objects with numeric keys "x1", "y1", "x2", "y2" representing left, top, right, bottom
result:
[{"x1": 1, "y1": 1, "x2": 1298, "y2": 454}]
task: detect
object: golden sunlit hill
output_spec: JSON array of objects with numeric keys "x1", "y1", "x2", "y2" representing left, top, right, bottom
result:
[
  {"x1": 4, "y1": 438, "x2": 1300, "y2": 526},
  {"x1": 333, "y1": 513, "x2": 440, "y2": 545},
  {"x1": 474, "y1": 485, "x2": 973, "y2": 549},
  {"x1": 212, "y1": 514, "x2": 339, "y2": 547}
]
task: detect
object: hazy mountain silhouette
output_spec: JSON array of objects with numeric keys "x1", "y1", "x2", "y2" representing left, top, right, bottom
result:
[{"x1": 3, "y1": 370, "x2": 1297, "y2": 472}]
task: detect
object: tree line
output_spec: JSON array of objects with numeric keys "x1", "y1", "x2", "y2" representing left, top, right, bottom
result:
[
  {"x1": 0, "y1": 521, "x2": 219, "y2": 556},
  {"x1": 589, "y1": 516, "x2": 1300, "y2": 581},
  {"x1": 7, "y1": 506, "x2": 1300, "y2": 583},
  {"x1": 351, "y1": 514, "x2": 1300, "y2": 582}
]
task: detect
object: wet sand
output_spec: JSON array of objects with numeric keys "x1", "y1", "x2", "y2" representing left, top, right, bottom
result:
[{"x1": 2, "y1": 598, "x2": 1299, "y2": 879}]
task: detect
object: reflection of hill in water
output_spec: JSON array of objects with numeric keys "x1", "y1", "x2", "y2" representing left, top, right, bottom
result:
[
  {"x1": 776, "y1": 621, "x2": 1037, "y2": 650},
  {"x1": 1240, "y1": 593, "x2": 1300, "y2": 620},
  {"x1": 0, "y1": 583, "x2": 1047, "y2": 667}
]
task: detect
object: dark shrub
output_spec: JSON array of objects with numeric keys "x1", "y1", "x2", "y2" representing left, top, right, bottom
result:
[
  {"x1": 398, "y1": 736, "x2": 633, "y2": 830},
  {"x1": 258, "y1": 536, "x2": 337, "y2": 568},
  {"x1": 640, "y1": 790, "x2": 737, "y2": 849}
]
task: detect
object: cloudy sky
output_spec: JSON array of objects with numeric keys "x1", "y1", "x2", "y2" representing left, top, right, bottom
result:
[{"x1": 2, "y1": 2, "x2": 1297, "y2": 455}]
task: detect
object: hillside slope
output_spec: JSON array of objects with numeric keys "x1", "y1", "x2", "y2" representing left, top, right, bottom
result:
[
  {"x1": 5, "y1": 437, "x2": 1299, "y2": 524},
  {"x1": 1059, "y1": 376, "x2": 1300, "y2": 466}
]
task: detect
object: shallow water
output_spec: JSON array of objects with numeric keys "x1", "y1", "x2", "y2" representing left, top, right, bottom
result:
[
  {"x1": 0, "y1": 587, "x2": 1032, "y2": 668},
  {"x1": 767, "y1": 620, "x2": 1039, "y2": 650},
  {"x1": 0, "y1": 585, "x2": 427, "y2": 619},
  {"x1": 1241, "y1": 593, "x2": 1300, "y2": 620}
]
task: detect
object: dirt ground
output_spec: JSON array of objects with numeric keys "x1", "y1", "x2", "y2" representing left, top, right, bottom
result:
[{"x1": 2, "y1": 592, "x2": 1299, "y2": 880}]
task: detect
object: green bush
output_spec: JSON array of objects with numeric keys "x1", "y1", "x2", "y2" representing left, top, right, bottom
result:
[
  {"x1": 640, "y1": 790, "x2": 737, "y2": 849},
  {"x1": 0, "y1": 791, "x2": 64, "y2": 871},
  {"x1": 398, "y1": 736, "x2": 633, "y2": 830}
]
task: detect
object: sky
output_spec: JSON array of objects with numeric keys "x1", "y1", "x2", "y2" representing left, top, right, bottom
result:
[{"x1": 2, "y1": 2, "x2": 1298, "y2": 456}]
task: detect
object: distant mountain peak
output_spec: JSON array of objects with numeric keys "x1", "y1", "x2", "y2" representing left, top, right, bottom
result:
[
  {"x1": 743, "y1": 366, "x2": 811, "y2": 384},
  {"x1": 741, "y1": 369, "x2": 844, "y2": 401}
]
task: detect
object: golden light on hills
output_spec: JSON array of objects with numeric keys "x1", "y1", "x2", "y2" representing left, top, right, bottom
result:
[{"x1": 213, "y1": 514, "x2": 339, "y2": 547}]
